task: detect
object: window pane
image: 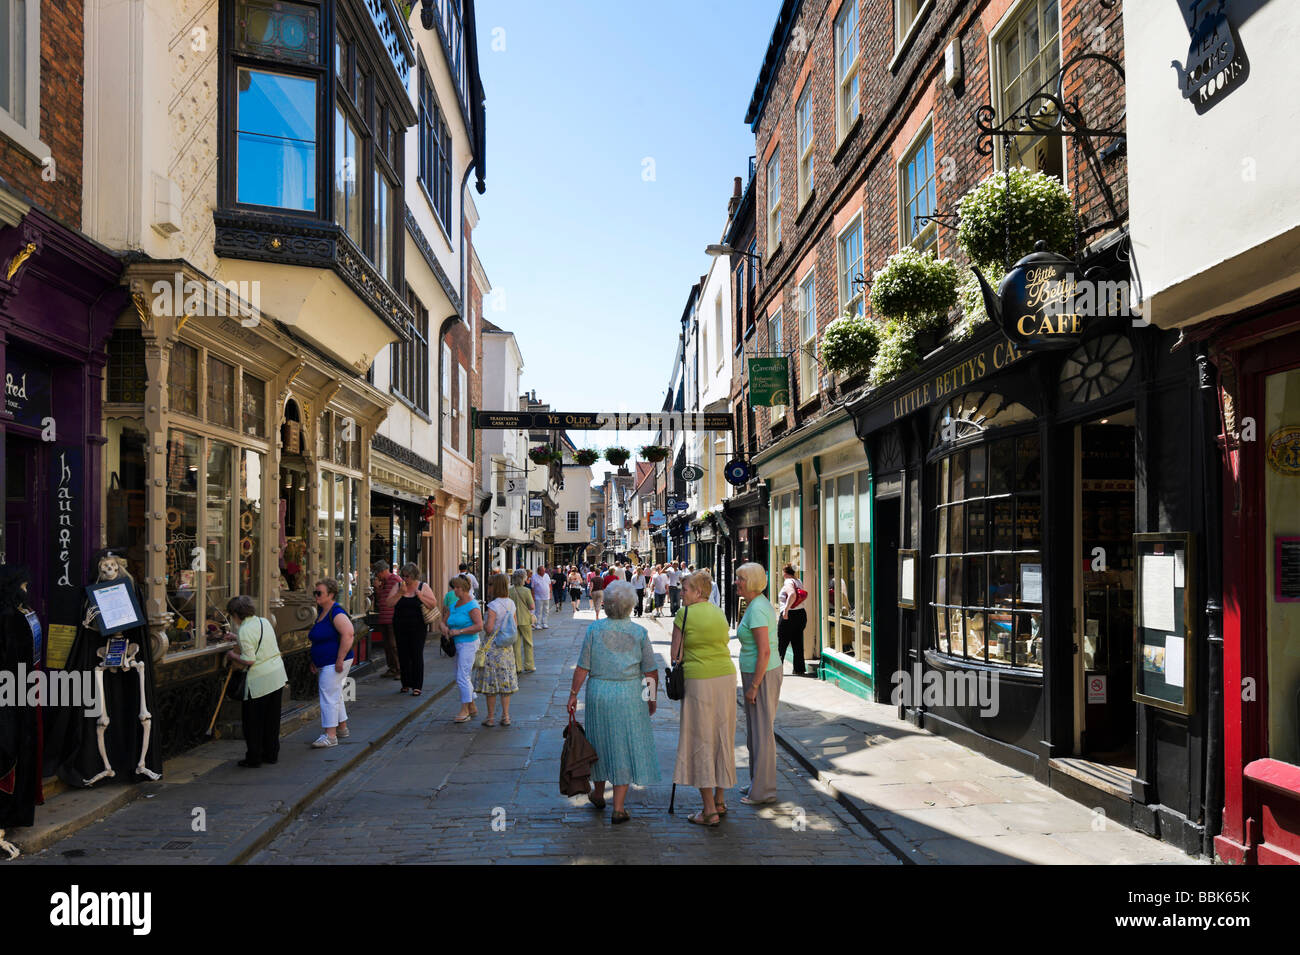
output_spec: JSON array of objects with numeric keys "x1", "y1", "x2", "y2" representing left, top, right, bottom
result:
[
  {"x1": 989, "y1": 437, "x2": 1014, "y2": 493},
  {"x1": 334, "y1": 106, "x2": 361, "y2": 244},
  {"x1": 237, "y1": 0, "x2": 320, "y2": 63},
  {"x1": 950, "y1": 449, "x2": 967, "y2": 503},
  {"x1": 1017, "y1": 612, "x2": 1044, "y2": 668},
  {"x1": 165, "y1": 430, "x2": 202, "y2": 651},
  {"x1": 966, "y1": 499, "x2": 986, "y2": 552},
  {"x1": 1016, "y1": 499, "x2": 1041, "y2": 550},
  {"x1": 992, "y1": 498, "x2": 1014, "y2": 549},
  {"x1": 317, "y1": 470, "x2": 330, "y2": 576},
  {"x1": 949, "y1": 502, "x2": 965, "y2": 554},
  {"x1": 966, "y1": 609, "x2": 987, "y2": 662},
  {"x1": 374, "y1": 169, "x2": 392, "y2": 281},
  {"x1": 237, "y1": 69, "x2": 316, "y2": 210},
  {"x1": 207, "y1": 356, "x2": 235, "y2": 429},
  {"x1": 242, "y1": 372, "x2": 266, "y2": 437},
  {"x1": 168, "y1": 342, "x2": 198, "y2": 416},
  {"x1": 1016, "y1": 434, "x2": 1042, "y2": 490},
  {"x1": 205, "y1": 441, "x2": 234, "y2": 637},
  {"x1": 936, "y1": 606, "x2": 949, "y2": 654},
  {"x1": 240, "y1": 449, "x2": 262, "y2": 602}
]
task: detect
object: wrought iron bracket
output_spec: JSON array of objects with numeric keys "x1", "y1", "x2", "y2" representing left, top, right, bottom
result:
[{"x1": 974, "y1": 51, "x2": 1127, "y2": 241}]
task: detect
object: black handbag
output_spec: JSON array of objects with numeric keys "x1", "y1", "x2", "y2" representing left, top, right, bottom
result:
[
  {"x1": 440, "y1": 633, "x2": 457, "y2": 658},
  {"x1": 665, "y1": 604, "x2": 687, "y2": 701},
  {"x1": 226, "y1": 620, "x2": 266, "y2": 700}
]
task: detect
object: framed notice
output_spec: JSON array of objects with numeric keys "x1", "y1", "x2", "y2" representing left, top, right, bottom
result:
[
  {"x1": 85, "y1": 580, "x2": 146, "y2": 636},
  {"x1": 1276, "y1": 537, "x2": 1300, "y2": 602},
  {"x1": 1132, "y1": 533, "x2": 1195, "y2": 714},
  {"x1": 898, "y1": 549, "x2": 918, "y2": 609}
]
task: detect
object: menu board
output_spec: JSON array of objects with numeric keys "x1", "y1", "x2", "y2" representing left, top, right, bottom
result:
[
  {"x1": 1277, "y1": 537, "x2": 1300, "y2": 602},
  {"x1": 898, "y1": 550, "x2": 918, "y2": 609},
  {"x1": 1133, "y1": 533, "x2": 1194, "y2": 715}
]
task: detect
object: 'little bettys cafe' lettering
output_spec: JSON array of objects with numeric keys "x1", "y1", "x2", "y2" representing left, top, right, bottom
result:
[{"x1": 892, "y1": 340, "x2": 1022, "y2": 420}]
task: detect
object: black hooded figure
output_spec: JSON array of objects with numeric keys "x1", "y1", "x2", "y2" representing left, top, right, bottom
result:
[
  {"x1": 46, "y1": 549, "x2": 162, "y2": 787},
  {"x1": 0, "y1": 565, "x2": 41, "y2": 832}
]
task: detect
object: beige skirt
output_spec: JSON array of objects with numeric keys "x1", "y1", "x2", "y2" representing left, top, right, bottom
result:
[{"x1": 673, "y1": 673, "x2": 738, "y2": 789}]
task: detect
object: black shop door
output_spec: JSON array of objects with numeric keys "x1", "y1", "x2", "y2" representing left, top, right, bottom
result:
[{"x1": 873, "y1": 496, "x2": 901, "y2": 703}]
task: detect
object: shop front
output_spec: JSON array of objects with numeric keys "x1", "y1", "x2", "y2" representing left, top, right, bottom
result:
[
  {"x1": 849, "y1": 300, "x2": 1212, "y2": 852},
  {"x1": 722, "y1": 485, "x2": 768, "y2": 619},
  {"x1": 1209, "y1": 295, "x2": 1300, "y2": 865},
  {"x1": 104, "y1": 263, "x2": 390, "y2": 756},
  {"x1": 0, "y1": 200, "x2": 125, "y2": 700}
]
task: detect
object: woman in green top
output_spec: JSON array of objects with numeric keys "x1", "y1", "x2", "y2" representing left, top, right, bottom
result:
[
  {"x1": 735, "y1": 563, "x2": 782, "y2": 805},
  {"x1": 224, "y1": 595, "x2": 288, "y2": 769},
  {"x1": 670, "y1": 569, "x2": 736, "y2": 826}
]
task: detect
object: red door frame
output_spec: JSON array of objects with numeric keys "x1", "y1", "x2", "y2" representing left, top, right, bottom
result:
[{"x1": 1213, "y1": 302, "x2": 1300, "y2": 864}]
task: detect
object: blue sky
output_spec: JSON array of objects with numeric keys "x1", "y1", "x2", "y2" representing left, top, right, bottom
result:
[{"x1": 473, "y1": 0, "x2": 779, "y2": 469}]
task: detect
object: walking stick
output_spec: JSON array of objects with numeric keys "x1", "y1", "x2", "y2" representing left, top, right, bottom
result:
[
  {"x1": 669, "y1": 783, "x2": 676, "y2": 814},
  {"x1": 207, "y1": 666, "x2": 234, "y2": 737}
]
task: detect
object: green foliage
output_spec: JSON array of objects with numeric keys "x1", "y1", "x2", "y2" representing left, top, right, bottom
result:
[
  {"x1": 639, "y1": 445, "x2": 669, "y2": 462},
  {"x1": 868, "y1": 320, "x2": 921, "y2": 387},
  {"x1": 952, "y1": 271, "x2": 997, "y2": 341},
  {"x1": 956, "y1": 167, "x2": 1075, "y2": 271},
  {"x1": 573, "y1": 449, "x2": 600, "y2": 466},
  {"x1": 604, "y1": 446, "x2": 630, "y2": 466},
  {"x1": 869, "y1": 247, "x2": 960, "y2": 326},
  {"x1": 820, "y1": 309, "x2": 885, "y2": 375}
]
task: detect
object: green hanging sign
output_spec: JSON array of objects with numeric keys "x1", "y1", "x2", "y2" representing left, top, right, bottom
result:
[{"x1": 749, "y1": 357, "x2": 789, "y2": 406}]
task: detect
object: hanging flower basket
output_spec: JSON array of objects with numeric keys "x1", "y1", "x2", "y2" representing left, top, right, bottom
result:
[
  {"x1": 821, "y1": 308, "x2": 886, "y2": 376},
  {"x1": 573, "y1": 448, "x2": 600, "y2": 466},
  {"x1": 868, "y1": 248, "x2": 959, "y2": 329},
  {"x1": 868, "y1": 320, "x2": 922, "y2": 387},
  {"x1": 956, "y1": 167, "x2": 1075, "y2": 271},
  {"x1": 604, "y1": 446, "x2": 631, "y2": 466},
  {"x1": 528, "y1": 445, "x2": 560, "y2": 466},
  {"x1": 639, "y1": 445, "x2": 670, "y2": 462}
]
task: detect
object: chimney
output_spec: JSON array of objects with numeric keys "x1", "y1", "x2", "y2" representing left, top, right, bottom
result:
[{"x1": 733, "y1": 175, "x2": 742, "y2": 197}]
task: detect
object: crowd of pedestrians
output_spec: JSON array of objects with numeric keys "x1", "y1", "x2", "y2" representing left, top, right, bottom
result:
[{"x1": 223, "y1": 553, "x2": 809, "y2": 831}]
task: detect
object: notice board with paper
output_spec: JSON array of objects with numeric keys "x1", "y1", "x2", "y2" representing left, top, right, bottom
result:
[{"x1": 1132, "y1": 533, "x2": 1195, "y2": 714}]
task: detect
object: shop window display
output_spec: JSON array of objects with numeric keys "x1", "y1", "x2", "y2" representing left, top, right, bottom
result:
[
  {"x1": 930, "y1": 394, "x2": 1042, "y2": 668},
  {"x1": 822, "y1": 470, "x2": 872, "y2": 670}
]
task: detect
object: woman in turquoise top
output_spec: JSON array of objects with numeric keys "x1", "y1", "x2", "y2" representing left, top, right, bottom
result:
[
  {"x1": 438, "y1": 575, "x2": 482, "y2": 722},
  {"x1": 567, "y1": 581, "x2": 661, "y2": 823},
  {"x1": 735, "y1": 562, "x2": 782, "y2": 805}
]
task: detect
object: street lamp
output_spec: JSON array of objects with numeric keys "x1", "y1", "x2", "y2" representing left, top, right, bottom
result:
[{"x1": 705, "y1": 242, "x2": 761, "y2": 280}]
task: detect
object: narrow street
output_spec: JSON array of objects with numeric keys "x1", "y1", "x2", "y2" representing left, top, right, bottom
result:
[{"x1": 250, "y1": 603, "x2": 898, "y2": 864}]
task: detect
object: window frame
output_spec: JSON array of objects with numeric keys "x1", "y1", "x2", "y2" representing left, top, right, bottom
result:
[
  {"x1": 894, "y1": 0, "x2": 932, "y2": 55},
  {"x1": 766, "y1": 148, "x2": 782, "y2": 256},
  {"x1": 767, "y1": 307, "x2": 784, "y2": 426},
  {"x1": 0, "y1": 0, "x2": 45, "y2": 158},
  {"x1": 796, "y1": 85, "x2": 814, "y2": 207},
  {"x1": 834, "y1": 1, "x2": 861, "y2": 142},
  {"x1": 837, "y1": 213, "x2": 864, "y2": 319},
  {"x1": 798, "y1": 270, "x2": 817, "y2": 402},
  {"x1": 417, "y1": 57, "x2": 454, "y2": 238},
  {"x1": 899, "y1": 119, "x2": 938, "y2": 252},
  {"x1": 989, "y1": 0, "x2": 1064, "y2": 182},
  {"x1": 391, "y1": 290, "x2": 430, "y2": 415}
]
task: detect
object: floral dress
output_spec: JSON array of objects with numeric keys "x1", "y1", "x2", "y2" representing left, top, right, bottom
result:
[
  {"x1": 578, "y1": 619, "x2": 662, "y2": 787},
  {"x1": 473, "y1": 597, "x2": 519, "y2": 695}
]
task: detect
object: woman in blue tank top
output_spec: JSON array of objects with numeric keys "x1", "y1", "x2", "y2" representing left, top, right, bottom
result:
[{"x1": 308, "y1": 578, "x2": 355, "y2": 748}]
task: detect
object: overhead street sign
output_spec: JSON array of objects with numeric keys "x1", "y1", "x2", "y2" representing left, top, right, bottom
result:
[{"x1": 472, "y1": 410, "x2": 734, "y2": 431}]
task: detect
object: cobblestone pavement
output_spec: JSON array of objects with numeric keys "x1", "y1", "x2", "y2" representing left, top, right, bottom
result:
[{"x1": 251, "y1": 603, "x2": 900, "y2": 865}]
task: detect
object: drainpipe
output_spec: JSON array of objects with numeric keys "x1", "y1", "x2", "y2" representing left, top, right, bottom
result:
[{"x1": 1197, "y1": 345, "x2": 1224, "y2": 858}]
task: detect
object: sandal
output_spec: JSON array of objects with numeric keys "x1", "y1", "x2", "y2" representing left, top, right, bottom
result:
[
  {"x1": 500, "y1": 716, "x2": 511, "y2": 726},
  {"x1": 611, "y1": 810, "x2": 630, "y2": 824},
  {"x1": 715, "y1": 802, "x2": 728, "y2": 816},
  {"x1": 411, "y1": 689, "x2": 422, "y2": 697},
  {"x1": 687, "y1": 811, "x2": 720, "y2": 827},
  {"x1": 453, "y1": 714, "x2": 471, "y2": 723},
  {"x1": 482, "y1": 719, "x2": 497, "y2": 727}
]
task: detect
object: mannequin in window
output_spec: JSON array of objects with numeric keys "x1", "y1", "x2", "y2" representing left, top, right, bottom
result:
[{"x1": 0, "y1": 565, "x2": 42, "y2": 858}]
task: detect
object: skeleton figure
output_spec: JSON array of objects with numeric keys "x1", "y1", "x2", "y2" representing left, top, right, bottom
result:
[{"x1": 81, "y1": 553, "x2": 160, "y2": 785}]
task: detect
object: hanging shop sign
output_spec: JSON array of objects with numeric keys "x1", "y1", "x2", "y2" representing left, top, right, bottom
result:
[
  {"x1": 529, "y1": 497, "x2": 543, "y2": 517},
  {"x1": 1172, "y1": 0, "x2": 1249, "y2": 113},
  {"x1": 724, "y1": 458, "x2": 753, "y2": 486},
  {"x1": 972, "y1": 244, "x2": 1130, "y2": 351},
  {"x1": 474, "y1": 410, "x2": 733, "y2": 431},
  {"x1": 748, "y1": 357, "x2": 789, "y2": 407},
  {"x1": 679, "y1": 464, "x2": 703, "y2": 483},
  {"x1": 650, "y1": 509, "x2": 666, "y2": 527}
]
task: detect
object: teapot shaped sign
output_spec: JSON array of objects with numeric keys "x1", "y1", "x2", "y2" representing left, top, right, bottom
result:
[{"x1": 972, "y1": 242, "x2": 1124, "y2": 351}]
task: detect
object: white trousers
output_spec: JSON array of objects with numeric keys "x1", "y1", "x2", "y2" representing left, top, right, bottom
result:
[
  {"x1": 318, "y1": 658, "x2": 352, "y2": 729},
  {"x1": 535, "y1": 598, "x2": 549, "y2": 629},
  {"x1": 455, "y1": 638, "x2": 479, "y2": 704}
]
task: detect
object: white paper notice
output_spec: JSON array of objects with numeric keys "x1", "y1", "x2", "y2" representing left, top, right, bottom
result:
[
  {"x1": 1173, "y1": 549, "x2": 1185, "y2": 588},
  {"x1": 1021, "y1": 564, "x2": 1043, "y2": 604},
  {"x1": 1165, "y1": 636, "x2": 1185, "y2": 688},
  {"x1": 900, "y1": 555, "x2": 915, "y2": 602},
  {"x1": 1141, "y1": 554, "x2": 1177, "y2": 632},
  {"x1": 94, "y1": 583, "x2": 139, "y2": 631}
]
